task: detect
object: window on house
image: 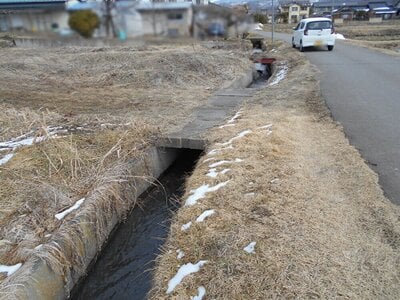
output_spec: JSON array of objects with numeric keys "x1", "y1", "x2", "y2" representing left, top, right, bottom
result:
[
  {"x1": 167, "y1": 13, "x2": 183, "y2": 20},
  {"x1": 292, "y1": 7, "x2": 299, "y2": 11}
]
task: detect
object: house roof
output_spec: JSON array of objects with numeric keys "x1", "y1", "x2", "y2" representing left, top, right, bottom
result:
[
  {"x1": 0, "y1": 0, "x2": 65, "y2": 10},
  {"x1": 279, "y1": 0, "x2": 311, "y2": 7},
  {"x1": 136, "y1": 2, "x2": 192, "y2": 12}
]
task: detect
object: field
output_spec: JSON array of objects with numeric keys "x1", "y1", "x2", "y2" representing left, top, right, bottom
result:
[
  {"x1": 0, "y1": 40, "x2": 252, "y2": 285},
  {"x1": 1, "y1": 35, "x2": 400, "y2": 299}
]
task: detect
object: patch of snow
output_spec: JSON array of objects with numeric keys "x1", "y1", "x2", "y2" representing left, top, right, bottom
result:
[
  {"x1": 206, "y1": 168, "x2": 230, "y2": 178},
  {"x1": 185, "y1": 181, "x2": 230, "y2": 206},
  {"x1": 227, "y1": 110, "x2": 242, "y2": 124},
  {"x1": 176, "y1": 249, "x2": 185, "y2": 259},
  {"x1": 45, "y1": 234, "x2": 52, "y2": 238},
  {"x1": 245, "y1": 192, "x2": 255, "y2": 197},
  {"x1": 219, "y1": 123, "x2": 235, "y2": 129},
  {"x1": 270, "y1": 178, "x2": 279, "y2": 183},
  {"x1": 334, "y1": 33, "x2": 345, "y2": 40},
  {"x1": 249, "y1": 182, "x2": 254, "y2": 185},
  {"x1": 0, "y1": 153, "x2": 14, "y2": 166},
  {"x1": 209, "y1": 158, "x2": 242, "y2": 168},
  {"x1": 181, "y1": 222, "x2": 192, "y2": 231},
  {"x1": 34, "y1": 244, "x2": 43, "y2": 250},
  {"x1": 244, "y1": 241, "x2": 256, "y2": 254},
  {"x1": 0, "y1": 263, "x2": 22, "y2": 276},
  {"x1": 220, "y1": 168, "x2": 230, "y2": 175},
  {"x1": 203, "y1": 157, "x2": 216, "y2": 163},
  {"x1": 196, "y1": 209, "x2": 215, "y2": 222},
  {"x1": 206, "y1": 168, "x2": 218, "y2": 178},
  {"x1": 258, "y1": 124, "x2": 273, "y2": 129},
  {"x1": 55, "y1": 198, "x2": 85, "y2": 220},
  {"x1": 269, "y1": 65, "x2": 288, "y2": 86},
  {"x1": 191, "y1": 286, "x2": 206, "y2": 300},
  {"x1": 207, "y1": 145, "x2": 234, "y2": 156},
  {"x1": 218, "y1": 129, "x2": 252, "y2": 147},
  {"x1": 166, "y1": 261, "x2": 208, "y2": 294}
]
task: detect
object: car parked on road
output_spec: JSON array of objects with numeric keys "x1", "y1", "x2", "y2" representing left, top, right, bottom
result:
[{"x1": 292, "y1": 17, "x2": 335, "y2": 52}]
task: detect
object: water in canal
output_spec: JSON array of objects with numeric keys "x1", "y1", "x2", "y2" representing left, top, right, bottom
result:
[{"x1": 71, "y1": 150, "x2": 201, "y2": 300}]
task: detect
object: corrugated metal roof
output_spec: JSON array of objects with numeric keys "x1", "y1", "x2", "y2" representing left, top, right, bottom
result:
[
  {"x1": 136, "y1": 2, "x2": 192, "y2": 11},
  {"x1": 0, "y1": 0, "x2": 65, "y2": 10},
  {"x1": 0, "y1": 0, "x2": 64, "y2": 3}
]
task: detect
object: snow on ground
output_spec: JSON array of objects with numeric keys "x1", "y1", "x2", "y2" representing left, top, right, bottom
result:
[
  {"x1": 0, "y1": 263, "x2": 22, "y2": 276},
  {"x1": 207, "y1": 145, "x2": 234, "y2": 156},
  {"x1": 206, "y1": 168, "x2": 230, "y2": 178},
  {"x1": 176, "y1": 249, "x2": 185, "y2": 259},
  {"x1": 245, "y1": 192, "x2": 255, "y2": 197},
  {"x1": 34, "y1": 244, "x2": 43, "y2": 250},
  {"x1": 191, "y1": 286, "x2": 206, "y2": 300},
  {"x1": 196, "y1": 209, "x2": 215, "y2": 222},
  {"x1": 185, "y1": 181, "x2": 230, "y2": 206},
  {"x1": 55, "y1": 198, "x2": 85, "y2": 220},
  {"x1": 227, "y1": 110, "x2": 242, "y2": 124},
  {"x1": 166, "y1": 261, "x2": 208, "y2": 294},
  {"x1": 203, "y1": 157, "x2": 216, "y2": 163},
  {"x1": 244, "y1": 242, "x2": 256, "y2": 254},
  {"x1": 218, "y1": 130, "x2": 252, "y2": 147},
  {"x1": 0, "y1": 153, "x2": 14, "y2": 166},
  {"x1": 181, "y1": 222, "x2": 192, "y2": 231},
  {"x1": 0, "y1": 126, "x2": 72, "y2": 166},
  {"x1": 206, "y1": 168, "x2": 218, "y2": 178},
  {"x1": 209, "y1": 158, "x2": 243, "y2": 168},
  {"x1": 269, "y1": 65, "x2": 288, "y2": 86},
  {"x1": 258, "y1": 124, "x2": 273, "y2": 130},
  {"x1": 334, "y1": 33, "x2": 346, "y2": 40},
  {"x1": 219, "y1": 123, "x2": 235, "y2": 129}
]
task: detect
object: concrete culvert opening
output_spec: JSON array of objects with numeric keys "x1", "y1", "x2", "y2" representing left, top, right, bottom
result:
[{"x1": 70, "y1": 148, "x2": 202, "y2": 300}]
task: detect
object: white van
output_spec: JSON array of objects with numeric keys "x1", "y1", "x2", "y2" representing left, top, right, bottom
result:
[{"x1": 292, "y1": 17, "x2": 335, "y2": 52}]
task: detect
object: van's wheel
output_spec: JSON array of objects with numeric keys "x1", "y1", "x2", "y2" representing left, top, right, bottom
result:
[
  {"x1": 299, "y1": 41, "x2": 304, "y2": 52},
  {"x1": 328, "y1": 45, "x2": 334, "y2": 51},
  {"x1": 292, "y1": 38, "x2": 296, "y2": 48}
]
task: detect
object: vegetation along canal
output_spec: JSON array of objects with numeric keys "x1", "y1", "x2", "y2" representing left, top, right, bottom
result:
[{"x1": 71, "y1": 149, "x2": 202, "y2": 300}]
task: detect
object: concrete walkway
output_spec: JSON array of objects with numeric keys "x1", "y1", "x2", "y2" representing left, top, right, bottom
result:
[{"x1": 158, "y1": 86, "x2": 259, "y2": 150}]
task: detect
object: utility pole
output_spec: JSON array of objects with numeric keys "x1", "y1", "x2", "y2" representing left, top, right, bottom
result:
[{"x1": 272, "y1": 0, "x2": 275, "y2": 47}]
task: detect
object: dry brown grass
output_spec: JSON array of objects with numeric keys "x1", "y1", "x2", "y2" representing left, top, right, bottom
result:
[
  {"x1": 150, "y1": 44, "x2": 400, "y2": 299},
  {"x1": 0, "y1": 44, "x2": 252, "y2": 134},
  {"x1": 0, "y1": 123, "x2": 155, "y2": 266},
  {"x1": 0, "y1": 40, "x2": 253, "y2": 286},
  {"x1": 335, "y1": 21, "x2": 400, "y2": 54}
]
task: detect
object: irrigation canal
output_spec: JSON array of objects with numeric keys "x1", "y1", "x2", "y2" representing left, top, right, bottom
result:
[{"x1": 71, "y1": 149, "x2": 201, "y2": 300}]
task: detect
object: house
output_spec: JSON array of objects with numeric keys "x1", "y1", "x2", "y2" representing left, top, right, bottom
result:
[
  {"x1": 368, "y1": 1, "x2": 397, "y2": 19},
  {"x1": 314, "y1": 0, "x2": 397, "y2": 20},
  {"x1": 279, "y1": 1, "x2": 311, "y2": 24},
  {"x1": 311, "y1": 1, "x2": 342, "y2": 17},
  {"x1": 136, "y1": 2, "x2": 193, "y2": 37},
  {"x1": 0, "y1": 0, "x2": 68, "y2": 32}
]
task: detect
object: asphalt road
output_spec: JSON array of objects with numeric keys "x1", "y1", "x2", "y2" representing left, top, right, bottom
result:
[{"x1": 268, "y1": 32, "x2": 400, "y2": 204}]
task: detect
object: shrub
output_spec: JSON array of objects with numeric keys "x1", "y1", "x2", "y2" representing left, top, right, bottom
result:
[
  {"x1": 253, "y1": 13, "x2": 268, "y2": 24},
  {"x1": 68, "y1": 10, "x2": 100, "y2": 38}
]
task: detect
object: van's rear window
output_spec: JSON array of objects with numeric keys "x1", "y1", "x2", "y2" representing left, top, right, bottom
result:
[{"x1": 306, "y1": 21, "x2": 332, "y2": 30}]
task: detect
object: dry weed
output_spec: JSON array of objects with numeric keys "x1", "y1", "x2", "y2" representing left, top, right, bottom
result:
[{"x1": 150, "y1": 44, "x2": 400, "y2": 299}]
